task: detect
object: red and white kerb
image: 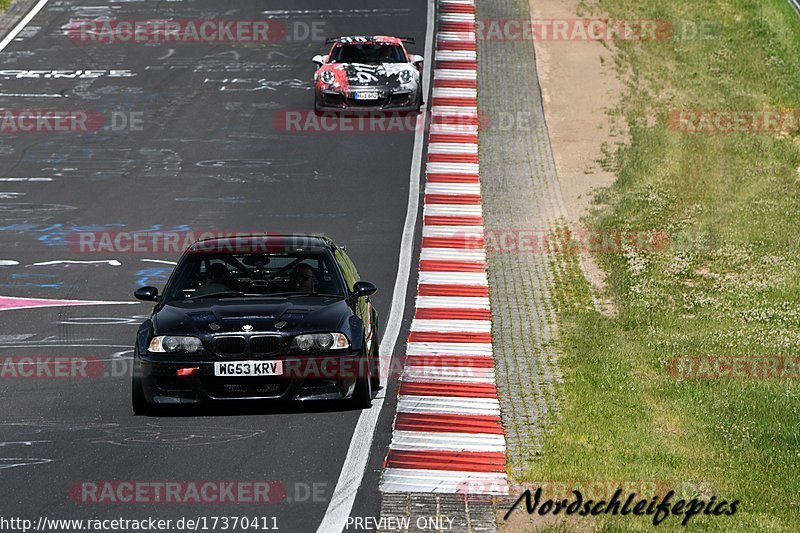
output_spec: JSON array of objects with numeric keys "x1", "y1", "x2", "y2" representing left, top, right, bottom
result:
[{"x1": 380, "y1": 0, "x2": 509, "y2": 495}]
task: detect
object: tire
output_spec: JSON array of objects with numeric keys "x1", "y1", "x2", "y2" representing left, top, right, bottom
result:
[
  {"x1": 370, "y1": 359, "x2": 380, "y2": 392},
  {"x1": 351, "y1": 350, "x2": 373, "y2": 409},
  {"x1": 370, "y1": 324, "x2": 381, "y2": 392},
  {"x1": 314, "y1": 101, "x2": 324, "y2": 117},
  {"x1": 131, "y1": 376, "x2": 155, "y2": 416}
]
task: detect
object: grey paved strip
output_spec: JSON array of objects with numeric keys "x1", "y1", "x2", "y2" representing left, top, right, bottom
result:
[
  {"x1": 377, "y1": 0, "x2": 571, "y2": 527},
  {"x1": 378, "y1": 493, "x2": 497, "y2": 532},
  {"x1": 0, "y1": 0, "x2": 40, "y2": 37},
  {"x1": 476, "y1": 0, "x2": 567, "y2": 478}
]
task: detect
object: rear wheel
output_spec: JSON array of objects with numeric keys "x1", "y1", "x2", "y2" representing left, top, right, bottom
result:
[{"x1": 370, "y1": 324, "x2": 381, "y2": 392}]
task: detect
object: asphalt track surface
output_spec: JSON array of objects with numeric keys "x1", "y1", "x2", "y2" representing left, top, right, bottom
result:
[{"x1": 0, "y1": 1, "x2": 428, "y2": 531}]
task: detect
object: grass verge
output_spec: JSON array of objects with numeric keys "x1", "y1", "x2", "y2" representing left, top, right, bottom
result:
[{"x1": 517, "y1": 0, "x2": 800, "y2": 530}]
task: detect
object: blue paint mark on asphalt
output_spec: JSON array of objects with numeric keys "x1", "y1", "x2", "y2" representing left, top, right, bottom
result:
[
  {"x1": 0, "y1": 223, "x2": 194, "y2": 246},
  {"x1": 135, "y1": 267, "x2": 171, "y2": 287},
  {"x1": 0, "y1": 273, "x2": 63, "y2": 289}
]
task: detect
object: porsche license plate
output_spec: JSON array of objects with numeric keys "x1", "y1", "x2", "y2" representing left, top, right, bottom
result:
[
  {"x1": 354, "y1": 91, "x2": 379, "y2": 100},
  {"x1": 214, "y1": 361, "x2": 283, "y2": 377}
]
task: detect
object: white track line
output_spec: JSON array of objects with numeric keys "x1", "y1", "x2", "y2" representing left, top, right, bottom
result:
[
  {"x1": 0, "y1": 0, "x2": 50, "y2": 53},
  {"x1": 314, "y1": 1, "x2": 436, "y2": 531}
]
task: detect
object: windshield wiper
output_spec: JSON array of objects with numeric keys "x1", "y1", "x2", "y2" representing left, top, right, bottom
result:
[
  {"x1": 266, "y1": 291, "x2": 343, "y2": 298},
  {"x1": 186, "y1": 291, "x2": 244, "y2": 300}
]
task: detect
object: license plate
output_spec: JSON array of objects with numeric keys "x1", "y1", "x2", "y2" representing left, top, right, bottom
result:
[
  {"x1": 354, "y1": 91, "x2": 379, "y2": 100},
  {"x1": 214, "y1": 361, "x2": 283, "y2": 377}
]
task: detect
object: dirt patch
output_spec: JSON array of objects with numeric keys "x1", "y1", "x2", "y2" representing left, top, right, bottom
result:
[{"x1": 529, "y1": 0, "x2": 627, "y2": 310}]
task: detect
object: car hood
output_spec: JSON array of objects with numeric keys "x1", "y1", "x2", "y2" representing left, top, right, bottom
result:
[
  {"x1": 153, "y1": 296, "x2": 352, "y2": 336},
  {"x1": 319, "y1": 63, "x2": 416, "y2": 89}
]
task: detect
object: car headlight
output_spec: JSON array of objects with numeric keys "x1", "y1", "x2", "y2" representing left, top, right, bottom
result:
[
  {"x1": 320, "y1": 70, "x2": 335, "y2": 85},
  {"x1": 148, "y1": 335, "x2": 204, "y2": 354},
  {"x1": 399, "y1": 70, "x2": 413, "y2": 84},
  {"x1": 292, "y1": 333, "x2": 350, "y2": 351}
]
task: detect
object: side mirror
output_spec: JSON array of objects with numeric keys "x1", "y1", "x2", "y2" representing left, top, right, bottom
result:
[
  {"x1": 411, "y1": 54, "x2": 424, "y2": 66},
  {"x1": 352, "y1": 281, "x2": 377, "y2": 299},
  {"x1": 134, "y1": 286, "x2": 159, "y2": 302},
  {"x1": 312, "y1": 54, "x2": 326, "y2": 68}
]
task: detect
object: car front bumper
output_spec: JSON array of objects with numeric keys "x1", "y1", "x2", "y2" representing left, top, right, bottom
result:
[
  {"x1": 135, "y1": 352, "x2": 366, "y2": 405},
  {"x1": 315, "y1": 86, "x2": 420, "y2": 113}
]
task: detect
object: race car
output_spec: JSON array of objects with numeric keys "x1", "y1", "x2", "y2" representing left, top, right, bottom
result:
[
  {"x1": 131, "y1": 234, "x2": 380, "y2": 414},
  {"x1": 312, "y1": 35, "x2": 424, "y2": 114}
]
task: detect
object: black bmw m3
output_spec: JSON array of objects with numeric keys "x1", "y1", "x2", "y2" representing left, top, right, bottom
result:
[{"x1": 131, "y1": 235, "x2": 379, "y2": 414}]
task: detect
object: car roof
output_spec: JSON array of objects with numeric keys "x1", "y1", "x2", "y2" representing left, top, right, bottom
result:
[{"x1": 186, "y1": 234, "x2": 335, "y2": 254}]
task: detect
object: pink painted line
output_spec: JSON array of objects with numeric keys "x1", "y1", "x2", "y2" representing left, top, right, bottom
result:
[{"x1": 0, "y1": 295, "x2": 136, "y2": 312}]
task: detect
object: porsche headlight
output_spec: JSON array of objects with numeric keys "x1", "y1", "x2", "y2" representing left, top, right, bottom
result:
[
  {"x1": 148, "y1": 335, "x2": 204, "y2": 354},
  {"x1": 292, "y1": 333, "x2": 350, "y2": 351},
  {"x1": 320, "y1": 70, "x2": 335, "y2": 85},
  {"x1": 399, "y1": 70, "x2": 413, "y2": 84}
]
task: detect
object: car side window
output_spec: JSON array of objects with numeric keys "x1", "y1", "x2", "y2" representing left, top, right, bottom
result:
[{"x1": 334, "y1": 248, "x2": 360, "y2": 292}]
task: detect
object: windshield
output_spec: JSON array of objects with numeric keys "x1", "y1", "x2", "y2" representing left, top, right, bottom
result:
[
  {"x1": 163, "y1": 251, "x2": 346, "y2": 302},
  {"x1": 329, "y1": 43, "x2": 407, "y2": 64}
]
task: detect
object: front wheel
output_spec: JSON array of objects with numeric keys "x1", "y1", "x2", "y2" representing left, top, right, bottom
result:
[
  {"x1": 131, "y1": 376, "x2": 155, "y2": 416},
  {"x1": 351, "y1": 351, "x2": 373, "y2": 409}
]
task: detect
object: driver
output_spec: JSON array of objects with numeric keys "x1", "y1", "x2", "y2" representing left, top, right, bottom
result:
[
  {"x1": 379, "y1": 45, "x2": 395, "y2": 62},
  {"x1": 291, "y1": 263, "x2": 318, "y2": 294},
  {"x1": 193, "y1": 263, "x2": 231, "y2": 297}
]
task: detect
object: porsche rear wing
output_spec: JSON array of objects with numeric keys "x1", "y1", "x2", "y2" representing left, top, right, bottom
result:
[{"x1": 325, "y1": 37, "x2": 416, "y2": 45}]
